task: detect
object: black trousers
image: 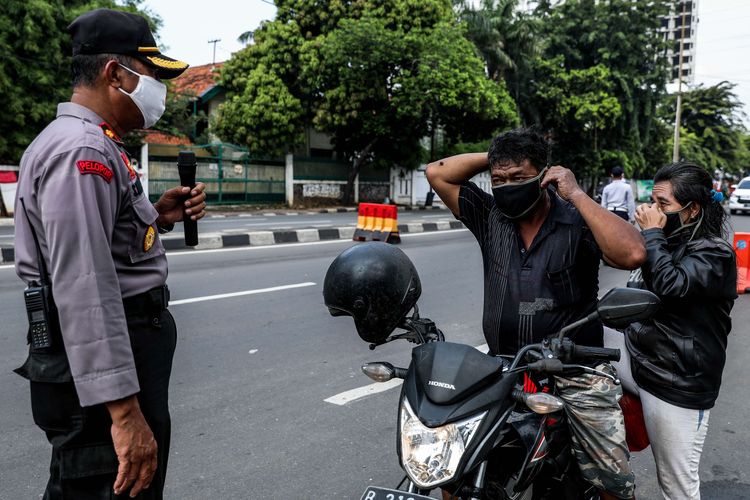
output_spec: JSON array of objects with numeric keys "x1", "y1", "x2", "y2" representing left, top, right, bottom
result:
[
  {"x1": 26, "y1": 309, "x2": 177, "y2": 500},
  {"x1": 611, "y1": 210, "x2": 629, "y2": 221}
]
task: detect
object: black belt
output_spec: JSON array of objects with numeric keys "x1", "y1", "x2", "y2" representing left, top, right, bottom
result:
[{"x1": 123, "y1": 286, "x2": 169, "y2": 315}]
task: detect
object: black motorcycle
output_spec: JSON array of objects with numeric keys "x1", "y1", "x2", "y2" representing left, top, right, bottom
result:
[{"x1": 323, "y1": 241, "x2": 659, "y2": 500}]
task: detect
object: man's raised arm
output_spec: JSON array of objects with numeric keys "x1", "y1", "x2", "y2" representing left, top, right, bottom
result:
[
  {"x1": 425, "y1": 153, "x2": 488, "y2": 216},
  {"x1": 541, "y1": 166, "x2": 646, "y2": 270}
]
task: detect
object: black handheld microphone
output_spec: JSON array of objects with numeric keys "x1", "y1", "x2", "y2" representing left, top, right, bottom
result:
[{"x1": 177, "y1": 151, "x2": 198, "y2": 247}]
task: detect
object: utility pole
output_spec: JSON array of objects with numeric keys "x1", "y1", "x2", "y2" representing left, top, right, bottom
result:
[
  {"x1": 672, "y1": 1, "x2": 688, "y2": 162},
  {"x1": 208, "y1": 39, "x2": 221, "y2": 66}
]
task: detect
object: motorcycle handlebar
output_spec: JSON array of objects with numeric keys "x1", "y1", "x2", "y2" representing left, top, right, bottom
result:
[{"x1": 572, "y1": 345, "x2": 620, "y2": 362}]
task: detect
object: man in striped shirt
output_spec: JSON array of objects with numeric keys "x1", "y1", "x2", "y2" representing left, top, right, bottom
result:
[{"x1": 426, "y1": 128, "x2": 646, "y2": 500}]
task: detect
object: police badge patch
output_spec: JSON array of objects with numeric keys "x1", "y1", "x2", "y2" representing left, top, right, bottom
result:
[{"x1": 144, "y1": 225, "x2": 156, "y2": 252}]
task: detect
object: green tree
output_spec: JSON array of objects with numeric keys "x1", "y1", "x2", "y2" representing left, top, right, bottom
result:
[
  {"x1": 216, "y1": 0, "x2": 517, "y2": 202},
  {"x1": 663, "y1": 82, "x2": 749, "y2": 175},
  {"x1": 456, "y1": 0, "x2": 541, "y2": 120},
  {"x1": 533, "y1": 57, "x2": 622, "y2": 177},
  {"x1": 212, "y1": 64, "x2": 304, "y2": 156},
  {"x1": 0, "y1": 0, "x2": 161, "y2": 164},
  {"x1": 527, "y1": 0, "x2": 671, "y2": 178}
]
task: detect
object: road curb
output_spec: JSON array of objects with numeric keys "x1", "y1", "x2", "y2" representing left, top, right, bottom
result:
[{"x1": 0, "y1": 220, "x2": 463, "y2": 264}]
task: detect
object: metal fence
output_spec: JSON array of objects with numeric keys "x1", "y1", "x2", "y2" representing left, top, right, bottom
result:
[{"x1": 147, "y1": 143, "x2": 285, "y2": 204}]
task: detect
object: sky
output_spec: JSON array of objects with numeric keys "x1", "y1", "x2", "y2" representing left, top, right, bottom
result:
[{"x1": 144, "y1": 0, "x2": 750, "y2": 123}]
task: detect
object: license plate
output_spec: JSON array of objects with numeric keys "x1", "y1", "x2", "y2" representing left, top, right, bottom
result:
[{"x1": 360, "y1": 486, "x2": 433, "y2": 500}]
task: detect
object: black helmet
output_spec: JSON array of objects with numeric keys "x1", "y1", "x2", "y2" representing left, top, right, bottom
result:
[{"x1": 323, "y1": 242, "x2": 422, "y2": 343}]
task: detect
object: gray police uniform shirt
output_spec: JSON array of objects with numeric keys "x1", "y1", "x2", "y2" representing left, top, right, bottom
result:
[
  {"x1": 600, "y1": 179, "x2": 635, "y2": 220},
  {"x1": 14, "y1": 102, "x2": 167, "y2": 407}
]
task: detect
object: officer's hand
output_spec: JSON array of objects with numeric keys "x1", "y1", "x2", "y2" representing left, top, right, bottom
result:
[
  {"x1": 106, "y1": 396, "x2": 158, "y2": 498},
  {"x1": 635, "y1": 202, "x2": 666, "y2": 230},
  {"x1": 154, "y1": 182, "x2": 208, "y2": 225},
  {"x1": 540, "y1": 166, "x2": 586, "y2": 203}
]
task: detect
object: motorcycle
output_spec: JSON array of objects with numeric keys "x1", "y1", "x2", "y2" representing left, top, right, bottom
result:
[{"x1": 349, "y1": 287, "x2": 660, "y2": 500}]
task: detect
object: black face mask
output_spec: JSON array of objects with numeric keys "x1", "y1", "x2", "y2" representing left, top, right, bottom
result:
[
  {"x1": 492, "y1": 167, "x2": 547, "y2": 219},
  {"x1": 663, "y1": 202, "x2": 695, "y2": 237}
]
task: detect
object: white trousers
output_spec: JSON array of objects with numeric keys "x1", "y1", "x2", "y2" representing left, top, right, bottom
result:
[{"x1": 604, "y1": 327, "x2": 710, "y2": 500}]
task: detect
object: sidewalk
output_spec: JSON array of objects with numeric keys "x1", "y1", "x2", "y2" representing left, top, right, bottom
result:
[
  {"x1": 0, "y1": 211, "x2": 463, "y2": 264},
  {"x1": 0, "y1": 203, "x2": 446, "y2": 228}
]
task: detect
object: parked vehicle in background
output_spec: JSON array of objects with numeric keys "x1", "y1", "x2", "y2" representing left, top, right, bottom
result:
[{"x1": 729, "y1": 177, "x2": 750, "y2": 215}]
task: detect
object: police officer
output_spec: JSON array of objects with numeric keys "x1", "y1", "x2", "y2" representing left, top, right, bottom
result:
[{"x1": 13, "y1": 9, "x2": 205, "y2": 499}]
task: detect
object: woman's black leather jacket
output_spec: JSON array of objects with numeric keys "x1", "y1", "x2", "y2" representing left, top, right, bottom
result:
[{"x1": 625, "y1": 228, "x2": 737, "y2": 409}]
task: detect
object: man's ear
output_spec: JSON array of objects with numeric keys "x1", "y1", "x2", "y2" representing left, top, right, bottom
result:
[{"x1": 103, "y1": 60, "x2": 123, "y2": 89}]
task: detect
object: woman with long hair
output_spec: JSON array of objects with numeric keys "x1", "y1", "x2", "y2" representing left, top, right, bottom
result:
[{"x1": 607, "y1": 161, "x2": 737, "y2": 499}]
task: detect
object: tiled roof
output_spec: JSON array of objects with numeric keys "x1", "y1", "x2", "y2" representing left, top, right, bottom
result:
[
  {"x1": 171, "y1": 62, "x2": 224, "y2": 98},
  {"x1": 142, "y1": 131, "x2": 192, "y2": 145}
]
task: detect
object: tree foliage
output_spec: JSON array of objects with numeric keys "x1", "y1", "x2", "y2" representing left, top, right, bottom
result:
[
  {"x1": 213, "y1": 64, "x2": 303, "y2": 156},
  {"x1": 525, "y1": 0, "x2": 672, "y2": 178},
  {"x1": 662, "y1": 82, "x2": 749, "y2": 174},
  {"x1": 0, "y1": 0, "x2": 161, "y2": 164},
  {"x1": 217, "y1": 0, "x2": 517, "y2": 201}
]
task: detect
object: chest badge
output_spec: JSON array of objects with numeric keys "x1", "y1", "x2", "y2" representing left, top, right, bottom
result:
[{"x1": 143, "y1": 225, "x2": 156, "y2": 252}]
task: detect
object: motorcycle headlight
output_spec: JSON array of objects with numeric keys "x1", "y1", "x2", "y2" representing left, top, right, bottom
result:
[{"x1": 399, "y1": 398, "x2": 486, "y2": 488}]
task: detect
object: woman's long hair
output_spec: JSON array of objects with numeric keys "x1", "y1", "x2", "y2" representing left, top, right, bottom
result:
[{"x1": 653, "y1": 161, "x2": 729, "y2": 240}]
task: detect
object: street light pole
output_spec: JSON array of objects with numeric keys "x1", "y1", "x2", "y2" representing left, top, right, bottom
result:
[{"x1": 672, "y1": 1, "x2": 688, "y2": 163}]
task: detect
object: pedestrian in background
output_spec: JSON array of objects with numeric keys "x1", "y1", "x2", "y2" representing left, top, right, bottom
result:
[
  {"x1": 606, "y1": 161, "x2": 737, "y2": 500},
  {"x1": 13, "y1": 9, "x2": 205, "y2": 499},
  {"x1": 601, "y1": 166, "x2": 636, "y2": 222}
]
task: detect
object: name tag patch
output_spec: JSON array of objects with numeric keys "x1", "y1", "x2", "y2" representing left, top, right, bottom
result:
[{"x1": 77, "y1": 160, "x2": 113, "y2": 183}]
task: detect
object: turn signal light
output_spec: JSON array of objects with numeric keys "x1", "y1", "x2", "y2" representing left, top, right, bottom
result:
[{"x1": 362, "y1": 362, "x2": 396, "y2": 382}]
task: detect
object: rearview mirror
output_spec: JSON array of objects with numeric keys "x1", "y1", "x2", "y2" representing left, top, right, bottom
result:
[{"x1": 597, "y1": 288, "x2": 660, "y2": 328}]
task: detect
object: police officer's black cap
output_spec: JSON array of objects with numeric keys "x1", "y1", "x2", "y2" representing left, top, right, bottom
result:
[{"x1": 68, "y1": 9, "x2": 189, "y2": 80}]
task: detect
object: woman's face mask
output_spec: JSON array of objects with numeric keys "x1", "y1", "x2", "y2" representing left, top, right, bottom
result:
[
  {"x1": 492, "y1": 167, "x2": 548, "y2": 219},
  {"x1": 663, "y1": 202, "x2": 695, "y2": 236},
  {"x1": 118, "y1": 64, "x2": 167, "y2": 129}
]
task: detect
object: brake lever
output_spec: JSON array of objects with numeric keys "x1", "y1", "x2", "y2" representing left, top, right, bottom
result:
[{"x1": 561, "y1": 364, "x2": 620, "y2": 384}]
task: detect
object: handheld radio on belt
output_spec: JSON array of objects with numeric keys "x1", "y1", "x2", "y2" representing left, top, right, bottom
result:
[
  {"x1": 19, "y1": 198, "x2": 60, "y2": 349},
  {"x1": 177, "y1": 151, "x2": 198, "y2": 247}
]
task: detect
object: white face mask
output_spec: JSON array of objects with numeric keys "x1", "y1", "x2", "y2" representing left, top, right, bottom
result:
[{"x1": 118, "y1": 64, "x2": 167, "y2": 129}]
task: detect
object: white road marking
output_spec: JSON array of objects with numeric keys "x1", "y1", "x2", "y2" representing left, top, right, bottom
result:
[
  {"x1": 169, "y1": 282, "x2": 316, "y2": 306},
  {"x1": 325, "y1": 379, "x2": 404, "y2": 406},
  {"x1": 248, "y1": 349, "x2": 259, "y2": 354},
  {"x1": 325, "y1": 342, "x2": 490, "y2": 406},
  {"x1": 262, "y1": 213, "x2": 277, "y2": 216},
  {"x1": 0, "y1": 264, "x2": 14, "y2": 270},
  {"x1": 165, "y1": 228, "x2": 469, "y2": 258},
  {"x1": 421, "y1": 214, "x2": 450, "y2": 219}
]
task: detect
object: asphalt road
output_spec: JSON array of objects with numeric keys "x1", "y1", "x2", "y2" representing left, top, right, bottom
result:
[{"x1": 1, "y1": 217, "x2": 750, "y2": 499}]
